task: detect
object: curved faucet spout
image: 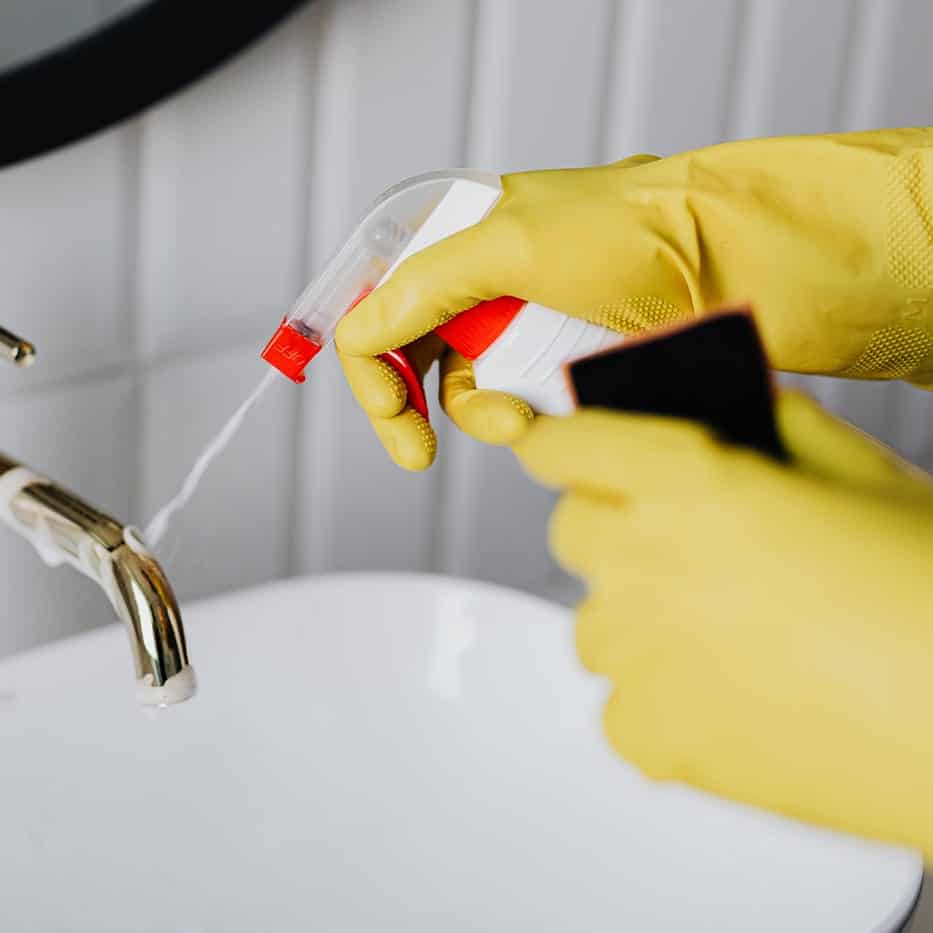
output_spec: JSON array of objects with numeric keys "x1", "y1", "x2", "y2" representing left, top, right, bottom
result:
[{"x1": 0, "y1": 454, "x2": 195, "y2": 705}]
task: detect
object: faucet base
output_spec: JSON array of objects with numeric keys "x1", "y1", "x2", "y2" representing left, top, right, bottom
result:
[{"x1": 136, "y1": 666, "x2": 198, "y2": 707}]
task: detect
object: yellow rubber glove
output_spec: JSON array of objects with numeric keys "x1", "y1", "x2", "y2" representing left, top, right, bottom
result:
[
  {"x1": 513, "y1": 393, "x2": 933, "y2": 861},
  {"x1": 335, "y1": 127, "x2": 933, "y2": 470}
]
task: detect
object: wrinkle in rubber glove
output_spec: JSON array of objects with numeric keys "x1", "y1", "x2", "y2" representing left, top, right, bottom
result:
[{"x1": 515, "y1": 393, "x2": 933, "y2": 861}]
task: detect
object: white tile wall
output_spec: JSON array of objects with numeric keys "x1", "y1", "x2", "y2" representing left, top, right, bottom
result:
[
  {"x1": 0, "y1": 0, "x2": 931, "y2": 656},
  {"x1": 605, "y1": 0, "x2": 741, "y2": 156},
  {"x1": 296, "y1": 0, "x2": 472, "y2": 576},
  {"x1": 136, "y1": 9, "x2": 313, "y2": 360},
  {"x1": 439, "y1": 0, "x2": 619, "y2": 592},
  {"x1": 138, "y1": 347, "x2": 296, "y2": 602},
  {"x1": 0, "y1": 128, "x2": 134, "y2": 396},
  {"x1": 0, "y1": 374, "x2": 133, "y2": 653}
]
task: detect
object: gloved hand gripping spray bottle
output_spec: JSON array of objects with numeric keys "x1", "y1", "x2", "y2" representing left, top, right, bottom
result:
[
  {"x1": 261, "y1": 171, "x2": 620, "y2": 415},
  {"x1": 146, "y1": 172, "x2": 623, "y2": 550}
]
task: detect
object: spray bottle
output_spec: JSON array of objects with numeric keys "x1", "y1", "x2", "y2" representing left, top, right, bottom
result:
[{"x1": 261, "y1": 170, "x2": 620, "y2": 415}]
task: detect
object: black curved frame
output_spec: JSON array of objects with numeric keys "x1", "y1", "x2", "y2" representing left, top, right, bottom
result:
[{"x1": 0, "y1": 0, "x2": 309, "y2": 170}]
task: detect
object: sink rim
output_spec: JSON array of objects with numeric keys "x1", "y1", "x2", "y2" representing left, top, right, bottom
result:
[{"x1": 0, "y1": 570, "x2": 924, "y2": 932}]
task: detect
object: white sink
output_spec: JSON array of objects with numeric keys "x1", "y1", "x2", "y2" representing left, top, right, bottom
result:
[{"x1": 0, "y1": 573, "x2": 922, "y2": 931}]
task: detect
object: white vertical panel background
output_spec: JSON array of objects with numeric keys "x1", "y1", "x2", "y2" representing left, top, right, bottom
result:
[
  {"x1": 138, "y1": 350, "x2": 295, "y2": 602},
  {"x1": 0, "y1": 375, "x2": 133, "y2": 653},
  {"x1": 728, "y1": 0, "x2": 851, "y2": 140},
  {"x1": 297, "y1": 0, "x2": 472, "y2": 575},
  {"x1": 133, "y1": 6, "x2": 315, "y2": 596},
  {"x1": 0, "y1": 126, "x2": 135, "y2": 657},
  {"x1": 0, "y1": 130, "x2": 134, "y2": 396},
  {"x1": 136, "y1": 10, "x2": 312, "y2": 358},
  {"x1": 0, "y1": 0, "x2": 931, "y2": 657},
  {"x1": 605, "y1": 0, "x2": 741, "y2": 157},
  {"x1": 440, "y1": 0, "x2": 614, "y2": 596}
]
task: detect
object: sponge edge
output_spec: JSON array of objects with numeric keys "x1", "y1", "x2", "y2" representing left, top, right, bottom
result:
[{"x1": 136, "y1": 666, "x2": 198, "y2": 707}]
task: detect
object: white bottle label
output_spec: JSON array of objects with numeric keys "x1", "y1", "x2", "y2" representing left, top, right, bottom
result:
[{"x1": 473, "y1": 304, "x2": 621, "y2": 415}]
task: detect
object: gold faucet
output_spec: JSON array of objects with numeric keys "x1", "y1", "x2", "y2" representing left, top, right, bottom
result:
[{"x1": 0, "y1": 327, "x2": 195, "y2": 705}]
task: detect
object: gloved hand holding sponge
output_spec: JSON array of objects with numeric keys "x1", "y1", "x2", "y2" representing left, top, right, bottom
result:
[
  {"x1": 335, "y1": 127, "x2": 933, "y2": 860},
  {"x1": 515, "y1": 394, "x2": 933, "y2": 861}
]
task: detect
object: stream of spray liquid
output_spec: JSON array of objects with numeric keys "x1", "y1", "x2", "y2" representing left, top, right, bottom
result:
[{"x1": 144, "y1": 370, "x2": 278, "y2": 548}]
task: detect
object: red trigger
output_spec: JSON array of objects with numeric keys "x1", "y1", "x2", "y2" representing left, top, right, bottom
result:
[
  {"x1": 379, "y1": 348, "x2": 429, "y2": 420},
  {"x1": 346, "y1": 288, "x2": 429, "y2": 422}
]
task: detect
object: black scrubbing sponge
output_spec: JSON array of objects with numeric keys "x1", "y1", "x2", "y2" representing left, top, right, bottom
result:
[{"x1": 566, "y1": 308, "x2": 788, "y2": 462}]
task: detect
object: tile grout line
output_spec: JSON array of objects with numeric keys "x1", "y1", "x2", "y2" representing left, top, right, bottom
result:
[
  {"x1": 428, "y1": 0, "x2": 483, "y2": 579},
  {"x1": 602, "y1": 0, "x2": 657, "y2": 158},
  {"x1": 283, "y1": 5, "x2": 323, "y2": 581},
  {"x1": 722, "y1": 0, "x2": 776, "y2": 143},
  {"x1": 594, "y1": 0, "x2": 623, "y2": 163},
  {"x1": 296, "y1": 0, "x2": 349, "y2": 579},
  {"x1": 541, "y1": 0, "x2": 623, "y2": 602},
  {"x1": 122, "y1": 116, "x2": 145, "y2": 531},
  {"x1": 720, "y1": 0, "x2": 750, "y2": 143},
  {"x1": 833, "y1": 0, "x2": 868, "y2": 134},
  {"x1": 836, "y1": 0, "x2": 896, "y2": 133}
]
